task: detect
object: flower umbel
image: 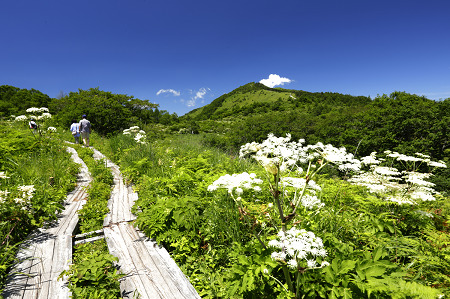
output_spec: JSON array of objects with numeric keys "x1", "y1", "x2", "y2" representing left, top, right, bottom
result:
[{"x1": 268, "y1": 227, "x2": 328, "y2": 269}]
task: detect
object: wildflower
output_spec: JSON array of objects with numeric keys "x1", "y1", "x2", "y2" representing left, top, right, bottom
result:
[
  {"x1": 14, "y1": 197, "x2": 25, "y2": 204},
  {"x1": 14, "y1": 115, "x2": 27, "y2": 121},
  {"x1": 268, "y1": 227, "x2": 327, "y2": 269},
  {"x1": 427, "y1": 160, "x2": 447, "y2": 168},
  {"x1": 403, "y1": 172, "x2": 434, "y2": 187},
  {"x1": 299, "y1": 195, "x2": 324, "y2": 210},
  {"x1": 373, "y1": 166, "x2": 400, "y2": 176},
  {"x1": 47, "y1": 127, "x2": 57, "y2": 132},
  {"x1": 26, "y1": 107, "x2": 40, "y2": 113},
  {"x1": 0, "y1": 190, "x2": 9, "y2": 203},
  {"x1": 0, "y1": 172, "x2": 9, "y2": 179},
  {"x1": 208, "y1": 172, "x2": 263, "y2": 196},
  {"x1": 396, "y1": 154, "x2": 423, "y2": 162},
  {"x1": 361, "y1": 152, "x2": 381, "y2": 165},
  {"x1": 39, "y1": 112, "x2": 52, "y2": 119},
  {"x1": 386, "y1": 195, "x2": 415, "y2": 205},
  {"x1": 18, "y1": 185, "x2": 35, "y2": 201}
]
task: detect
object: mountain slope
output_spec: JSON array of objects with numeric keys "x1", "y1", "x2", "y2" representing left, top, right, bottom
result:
[{"x1": 184, "y1": 82, "x2": 371, "y2": 121}]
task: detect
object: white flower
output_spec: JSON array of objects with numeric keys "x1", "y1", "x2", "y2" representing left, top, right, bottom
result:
[
  {"x1": 40, "y1": 112, "x2": 52, "y2": 119},
  {"x1": 47, "y1": 127, "x2": 57, "y2": 132},
  {"x1": 268, "y1": 227, "x2": 327, "y2": 269},
  {"x1": 300, "y1": 195, "x2": 324, "y2": 210},
  {"x1": 403, "y1": 171, "x2": 434, "y2": 187},
  {"x1": 26, "y1": 107, "x2": 40, "y2": 113},
  {"x1": 18, "y1": 185, "x2": 35, "y2": 201},
  {"x1": 14, "y1": 115, "x2": 28, "y2": 121},
  {"x1": 386, "y1": 196, "x2": 415, "y2": 205},
  {"x1": 427, "y1": 160, "x2": 447, "y2": 168},
  {"x1": 396, "y1": 154, "x2": 423, "y2": 162},
  {"x1": 208, "y1": 172, "x2": 263, "y2": 196},
  {"x1": 0, "y1": 172, "x2": 9, "y2": 179},
  {"x1": 373, "y1": 166, "x2": 401, "y2": 176},
  {"x1": 361, "y1": 152, "x2": 381, "y2": 165}
]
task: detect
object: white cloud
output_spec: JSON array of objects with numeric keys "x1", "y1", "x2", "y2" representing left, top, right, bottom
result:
[
  {"x1": 194, "y1": 87, "x2": 208, "y2": 100},
  {"x1": 156, "y1": 89, "x2": 181, "y2": 96},
  {"x1": 186, "y1": 99, "x2": 196, "y2": 107},
  {"x1": 259, "y1": 74, "x2": 292, "y2": 88},
  {"x1": 187, "y1": 87, "x2": 210, "y2": 107}
]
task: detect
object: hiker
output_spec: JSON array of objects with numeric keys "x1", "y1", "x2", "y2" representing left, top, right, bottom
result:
[
  {"x1": 79, "y1": 114, "x2": 91, "y2": 147},
  {"x1": 29, "y1": 118, "x2": 38, "y2": 133},
  {"x1": 70, "y1": 119, "x2": 80, "y2": 144}
]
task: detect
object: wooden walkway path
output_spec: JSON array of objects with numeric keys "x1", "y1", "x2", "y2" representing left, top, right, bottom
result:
[
  {"x1": 93, "y1": 149, "x2": 200, "y2": 299},
  {"x1": 3, "y1": 147, "x2": 200, "y2": 299},
  {"x1": 2, "y1": 147, "x2": 91, "y2": 298}
]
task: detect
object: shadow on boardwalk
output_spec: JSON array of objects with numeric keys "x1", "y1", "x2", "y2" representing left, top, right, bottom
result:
[
  {"x1": 3, "y1": 147, "x2": 200, "y2": 299},
  {"x1": 93, "y1": 149, "x2": 201, "y2": 299},
  {"x1": 2, "y1": 147, "x2": 91, "y2": 299}
]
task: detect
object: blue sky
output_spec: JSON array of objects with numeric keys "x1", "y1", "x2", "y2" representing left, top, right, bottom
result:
[{"x1": 1, "y1": 0, "x2": 449, "y2": 116}]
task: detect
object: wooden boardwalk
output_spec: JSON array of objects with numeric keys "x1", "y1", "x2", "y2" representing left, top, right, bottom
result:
[
  {"x1": 2, "y1": 147, "x2": 91, "y2": 299},
  {"x1": 3, "y1": 146, "x2": 200, "y2": 298},
  {"x1": 92, "y1": 149, "x2": 200, "y2": 299}
]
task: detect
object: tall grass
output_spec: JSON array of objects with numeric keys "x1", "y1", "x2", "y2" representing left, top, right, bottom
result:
[{"x1": 0, "y1": 122, "x2": 79, "y2": 291}]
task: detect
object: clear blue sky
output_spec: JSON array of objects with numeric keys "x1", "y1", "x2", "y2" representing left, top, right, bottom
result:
[{"x1": 1, "y1": 0, "x2": 449, "y2": 116}]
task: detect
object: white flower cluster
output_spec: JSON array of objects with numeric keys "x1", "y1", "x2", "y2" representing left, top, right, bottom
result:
[
  {"x1": 123, "y1": 126, "x2": 147, "y2": 144},
  {"x1": 14, "y1": 115, "x2": 28, "y2": 121},
  {"x1": 47, "y1": 126, "x2": 57, "y2": 132},
  {"x1": 239, "y1": 133, "x2": 361, "y2": 174},
  {"x1": 207, "y1": 172, "x2": 263, "y2": 197},
  {"x1": 14, "y1": 107, "x2": 52, "y2": 123},
  {"x1": 0, "y1": 183, "x2": 35, "y2": 208},
  {"x1": 280, "y1": 177, "x2": 324, "y2": 209},
  {"x1": 349, "y1": 151, "x2": 447, "y2": 204},
  {"x1": 268, "y1": 227, "x2": 328, "y2": 269},
  {"x1": 26, "y1": 107, "x2": 49, "y2": 113}
]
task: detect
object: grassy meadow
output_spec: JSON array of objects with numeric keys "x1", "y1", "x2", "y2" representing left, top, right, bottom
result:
[{"x1": 0, "y1": 93, "x2": 449, "y2": 298}]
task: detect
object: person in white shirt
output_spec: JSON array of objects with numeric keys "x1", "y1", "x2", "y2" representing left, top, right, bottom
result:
[
  {"x1": 70, "y1": 119, "x2": 80, "y2": 144},
  {"x1": 79, "y1": 114, "x2": 91, "y2": 147}
]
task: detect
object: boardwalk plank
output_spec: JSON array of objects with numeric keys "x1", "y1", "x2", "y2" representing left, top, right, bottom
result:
[
  {"x1": 2, "y1": 147, "x2": 91, "y2": 299},
  {"x1": 97, "y1": 147, "x2": 201, "y2": 298}
]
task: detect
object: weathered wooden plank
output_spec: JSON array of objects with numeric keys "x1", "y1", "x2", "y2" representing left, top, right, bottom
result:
[
  {"x1": 104, "y1": 222, "x2": 201, "y2": 299},
  {"x1": 3, "y1": 147, "x2": 90, "y2": 299},
  {"x1": 140, "y1": 231, "x2": 201, "y2": 297},
  {"x1": 104, "y1": 224, "x2": 168, "y2": 298}
]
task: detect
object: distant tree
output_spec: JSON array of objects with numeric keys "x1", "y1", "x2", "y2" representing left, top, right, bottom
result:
[
  {"x1": 50, "y1": 88, "x2": 158, "y2": 135},
  {"x1": 0, "y1": 85, "x2": 52, "y2": 118}
]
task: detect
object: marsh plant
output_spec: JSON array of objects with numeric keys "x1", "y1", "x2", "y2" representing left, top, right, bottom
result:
[
  {"x1": 349, "y1": 151, "x2": 446, "y2": 204},
  {"x1": 123, "y1": 126, "x2": 147, "y2": 144},
  {"x1": 208, "y1": 134, "x2": 362, "y2": 297},
  {"x1": 208, "y1": 134, "x2": 447, "y2": 298}
]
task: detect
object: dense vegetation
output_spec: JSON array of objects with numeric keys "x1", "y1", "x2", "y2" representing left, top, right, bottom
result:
[
  {"x1": 94, "y1": 133, "x2": 449, "y2": 298},
  {"x1": 184, "y1": 83, "x2": 449, "y2": 162},
  {"x1": 0, "y1": 83, "x2": 449, "y2": 298},
  {"x1": 0, "y1": 122, "x2": 79, "y2": 289}
]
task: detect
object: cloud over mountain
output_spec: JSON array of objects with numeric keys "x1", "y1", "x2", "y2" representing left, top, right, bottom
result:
[{"x1": 260, "y1": 74, "x2": 292, "y2": 88}]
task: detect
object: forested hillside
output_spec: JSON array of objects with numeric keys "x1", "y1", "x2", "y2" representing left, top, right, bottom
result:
[
  {"x1": 1, "y1": 83, "x2": 448, "y2": 162},
  {"x1": 183, "y1": 83, "x2": 449, "y2": 162},
  {"x1": 0, "y1": 85, "x2": 52, "y2": 118}
]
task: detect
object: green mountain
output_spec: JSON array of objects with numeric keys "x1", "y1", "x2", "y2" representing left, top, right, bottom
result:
[
  {"x1": 185, "y1": 82, "x2": 371, "y2": 121},
  {"x1": 182, "y1": 83, "x2": 449, "y2": 165}
]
